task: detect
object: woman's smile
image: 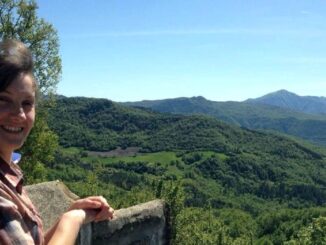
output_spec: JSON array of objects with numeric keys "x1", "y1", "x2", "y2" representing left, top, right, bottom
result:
[{"x1": 1, "y1": 125, "x2": 24, "y2": 133}]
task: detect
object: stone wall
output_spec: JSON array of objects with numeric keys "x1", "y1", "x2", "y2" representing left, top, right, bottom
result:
[
  {"x1": 92, "y1": 200, "x2": 169, "y2": 245},
  {"x1": 26, "y1": 181, "x2": 170, "y2": 245}
]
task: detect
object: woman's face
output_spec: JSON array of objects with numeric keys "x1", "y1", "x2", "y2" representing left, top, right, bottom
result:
[{"x1": 0, "y1": 74, "x2": 35, "y2": 156}]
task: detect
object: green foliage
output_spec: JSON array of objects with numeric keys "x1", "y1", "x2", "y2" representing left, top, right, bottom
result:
[
  {"x1": 155, "y1": 180, "x2": 185, "y2": 242},
  {"x1": 46, "y1": 147, "x2": 326, "y2": 244},
  {"x1": 285, "y1": 216, "x2": 326, "y2": 245},
  {"x1": 182, "y1": 152, "x2": 203, "y2": 164},
  {"x1": 111, "y1": 161, "x2": 166, "y2": 176},
  {"x1": 20, "y1": 110, "x2": 58, "y2": 183},
  {"x1": 125, "y1": 97, "x2": 326, "y2": 147},
  {"x1": 257, "y1": 209, "x2": 326, "y2": 244},
  {"x1": 48, "y1": 97, "x2": 325, "y2": 161},
  {"x1": 215, "y1": 209, "x2": 256, "y2": 240},
  {"x1": 175, "y1": 207, "x2": 254, "y2": 244},
  {"x1": 175, "y1": 207, "x2": 227, "y2": 244},
  {"x1": 0, "y1": 0, "x2": 61, "y2": 95},
  {"x1": 46, "y1": 97, "x2": 326, "y2": 243}
]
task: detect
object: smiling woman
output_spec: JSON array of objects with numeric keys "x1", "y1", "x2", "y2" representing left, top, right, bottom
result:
[{"x1": 0, "y1": 39, "x2": 115, "y2": 245}]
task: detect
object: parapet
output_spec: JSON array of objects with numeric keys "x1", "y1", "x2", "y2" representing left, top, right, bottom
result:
[{"x1": 26, "y1": 180, "x2": 170, "y2": 245}]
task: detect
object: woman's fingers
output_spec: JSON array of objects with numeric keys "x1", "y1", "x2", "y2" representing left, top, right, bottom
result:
[
  {"x1": 85, "y1": 196, "x2": 115, "y2": 220},
  {"x1": 94, "y1": 205, "x2": 115, "y2": 222},
  {"x1": 69, "y1": 196, "x2": 115, "y2": 223},
  {"x1": 87, "y1": 196, "x2": 109, "y2": 206},
  {"x1": 69, "y1": 198, "x2": 102, "y2": 210}
]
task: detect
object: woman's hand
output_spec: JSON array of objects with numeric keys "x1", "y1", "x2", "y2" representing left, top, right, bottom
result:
[
  {"x1": 45, "y1": 196, "x2": 114, "y2": 245},
  {"x1": 68, "y1": 196, "x2": 115, "y2": 224}
]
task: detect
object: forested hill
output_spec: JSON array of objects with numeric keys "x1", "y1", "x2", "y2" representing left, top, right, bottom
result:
[
  {"x1": 48, "y1": 97, "x2": 326, "y2": 203},
  {"x1": 48, "y1": 96, "x2": 326, "y2": 243},
  {"x1": 49, "y1": 96, "x2": 323, "y2": 160},
  {"x1": 123, "y1": 96, "x2": 326, "y2": 146}
]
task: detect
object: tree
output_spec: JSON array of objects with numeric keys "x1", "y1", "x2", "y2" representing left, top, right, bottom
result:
[
  {"x1": 285, "y1": 217, "x2": 326, "y2": 245},
  {"x1": 156, "y1": 180, "x2": 185, "y2": 242},
  {"x1": 0, "y1": 0, "x2": 61, "y2": 95},
  {"x1": 0, "y1": 0, "x2": 61, "y2": 183},
  {"x1": 20, "y1": 109, "x2": 58, "y2": 183}
]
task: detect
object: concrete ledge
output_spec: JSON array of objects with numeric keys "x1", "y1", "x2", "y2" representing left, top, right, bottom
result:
[
  {"x1": 25, "y1": 180, "x2": 78, "y2": 231},
  {"x1": 92, "y1": 199, "x2": 169, "y2": 245},
  {"x1": 26, "y1": 181, "x2": 169, "y2": 245}
]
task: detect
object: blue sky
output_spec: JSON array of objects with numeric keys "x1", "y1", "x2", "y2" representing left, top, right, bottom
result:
[{"x1": 37, "y1": 0, "x2": 326, "y2": 102}]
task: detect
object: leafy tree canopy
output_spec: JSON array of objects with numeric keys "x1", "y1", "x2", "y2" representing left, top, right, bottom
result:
[{"x1": 0, "y1": 0, "x2": 61, "y2": 95}]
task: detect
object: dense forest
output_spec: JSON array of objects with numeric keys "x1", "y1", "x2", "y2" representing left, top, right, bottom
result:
[{"x1": 46, "y1": 96, "x2": 326, "y2": 244}]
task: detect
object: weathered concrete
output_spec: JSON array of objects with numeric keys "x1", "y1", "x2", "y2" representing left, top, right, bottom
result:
[
  {"x1": 25, "y1": 180, "x2": 78, "y2": 231},
  {"x1": 92, "y1": 199, "x2": 169, "y2": 245},
  {"x1": 26, "y1": 181, "x2": 169, "y2": 245},
  {"x1": 25, "y1": 180, "x2": 92, "y2": 245}
]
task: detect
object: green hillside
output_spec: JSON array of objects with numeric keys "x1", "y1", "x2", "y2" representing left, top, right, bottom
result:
[
  {"x1": 124, "y1": 96, "x2": 326, "y2": 146},
  {"x1": 47, "y1": 96, "x2": 326, "y2": 244}
]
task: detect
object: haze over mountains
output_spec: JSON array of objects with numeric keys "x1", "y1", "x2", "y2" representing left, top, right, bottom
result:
[{"x1": 123, "y1": 90, "x2": 326, "y2": 146}]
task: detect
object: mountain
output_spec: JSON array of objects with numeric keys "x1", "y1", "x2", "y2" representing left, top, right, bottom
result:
[
  {"x1": 48, "y1": 97, "x2": 323, "y2": 156},
  {"x1": 47, "y1": 96, "x2": 326, "y2": 208},
  {"x1": 123, "y1": 95, "x2": 326, "y2": 147},
  {"x1": 246, "y1": 89, "x2": 326, "y2": 115}
]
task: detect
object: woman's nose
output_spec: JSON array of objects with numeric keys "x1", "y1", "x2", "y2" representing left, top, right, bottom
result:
[{"x1": 10, "y1": 104, "x2": 26, "y2": 120}]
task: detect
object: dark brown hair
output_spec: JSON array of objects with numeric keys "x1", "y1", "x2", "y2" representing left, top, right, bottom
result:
[{"x1": 0, "y1": 39, "x2": 36, "y2": 92}]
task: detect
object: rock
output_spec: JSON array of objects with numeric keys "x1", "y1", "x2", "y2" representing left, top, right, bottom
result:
[
  {"x1": 92, "y1": 199, "x2": 169, "y2": 245},
  {"x1": 25, "y1": 180, "x2": 78, "y2": 231},
  {"x1": 25, "y1": 180, "x2": 92, "y2": 245},
  {"x1": 26, "y1": 181, "x2": 170, "y2": 245}
]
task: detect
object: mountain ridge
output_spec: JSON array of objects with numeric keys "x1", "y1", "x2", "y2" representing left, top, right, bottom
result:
[
  {"x1": 123, "y1": 91, "x2": 326, "y2": 147},
  {"x1": 246, "y1": 89, "x2": 326, "y2": 115}
]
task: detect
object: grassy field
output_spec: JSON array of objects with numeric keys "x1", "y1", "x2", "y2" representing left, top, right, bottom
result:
[
  {"x1": 61, "y1": 147, "x2": 228, "y2": 165},
  {"x1": 61, "y1": 147, "x2": 229, "y2": 180}
]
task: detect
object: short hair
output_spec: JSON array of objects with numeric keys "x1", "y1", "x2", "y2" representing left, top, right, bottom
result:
[{"x1": 0, "y1": 39, "x2": 36, "y2": 92}]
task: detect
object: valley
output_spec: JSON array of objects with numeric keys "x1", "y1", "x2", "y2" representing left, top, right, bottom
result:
[{"x1": 44, "y1": 95, "x2": 326, "y2": 244}]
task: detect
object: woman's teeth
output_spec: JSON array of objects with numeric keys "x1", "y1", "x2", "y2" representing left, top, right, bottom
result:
[{"x1": 2, "y1": 126, "x2": 23, "y2": 132}]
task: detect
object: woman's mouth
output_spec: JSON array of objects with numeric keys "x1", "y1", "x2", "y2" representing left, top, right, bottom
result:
[{"x1": 1, "y1": 125, "x2": 24, "y2": 133}]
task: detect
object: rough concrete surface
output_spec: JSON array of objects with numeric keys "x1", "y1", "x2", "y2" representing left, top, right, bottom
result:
[
  {"x1": 26, "y1": 181, "x2": 169, "y2": 245},
  {"x1": 25, "y1": 180, "x2": 78, "y2": 231},
  {"x1": 92, "y1": 199, "x2": 169, "y2": 245},
  {"x1": 26, "y1": 181, "x2": 92, "y2": 244}
]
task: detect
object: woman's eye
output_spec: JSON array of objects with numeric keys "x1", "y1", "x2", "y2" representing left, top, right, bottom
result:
[
  {"x1": 0, "y1": 97, "x2": 9, "y2": 103},
  {"x1": 23, "y1": 100, "x2": 35, "y2": 107}
]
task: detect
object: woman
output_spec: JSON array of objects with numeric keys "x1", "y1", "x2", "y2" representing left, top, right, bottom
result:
[{"x1": 0, "y1": 39, "x2": 114, "y2": 244}]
